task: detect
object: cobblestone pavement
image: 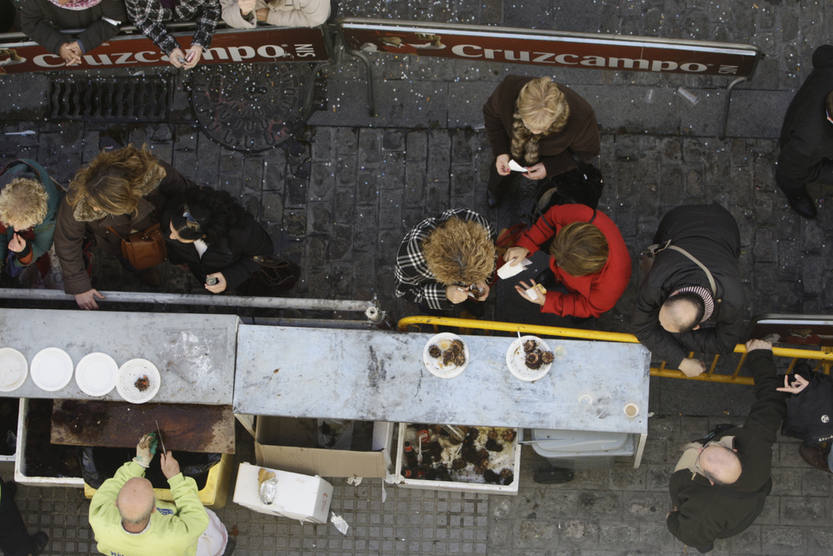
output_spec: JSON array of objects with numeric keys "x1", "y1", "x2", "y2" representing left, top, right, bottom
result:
[{"x1": 3, "y1": 0, "x2": 833, "y2": 554}]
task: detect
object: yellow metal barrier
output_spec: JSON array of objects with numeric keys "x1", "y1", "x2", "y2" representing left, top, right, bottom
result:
[{"x1": 397, "y1": 316, "x2": 833, "y2": 385}]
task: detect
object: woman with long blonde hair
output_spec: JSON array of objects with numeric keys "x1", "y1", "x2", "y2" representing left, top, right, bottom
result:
[{"x1": 482, "y1": 76, "x2": 600, "y2": 207}]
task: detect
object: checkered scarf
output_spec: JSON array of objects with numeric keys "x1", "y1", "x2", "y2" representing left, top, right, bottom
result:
[
  {"x1": 394, "y1": 209, "x2": 493, "y2": 310},
  {"x1": 670, "y1": 285, "x2": 714, "y2": 323}
]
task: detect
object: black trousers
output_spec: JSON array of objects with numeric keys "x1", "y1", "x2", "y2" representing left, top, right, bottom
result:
[
  {"x1": 778, "y1": 159, "x2": 833, "y2": 198},
  {"x1": 0, "y1": 479, "x2": 35, "y2": 556}
]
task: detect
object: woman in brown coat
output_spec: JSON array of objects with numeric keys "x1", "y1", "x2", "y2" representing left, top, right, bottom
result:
[
  {"x1": 53, "y1": 145, "x2": 190, "y2": 309},
  {"x1": 482, "y1": 75, "x2": 600, "y2": 207}
]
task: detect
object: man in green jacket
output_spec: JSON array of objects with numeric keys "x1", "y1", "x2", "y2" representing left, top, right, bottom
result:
[
  {"x1": 666, "y1": 338, "x2": 786, "y2": 553},
  {"x1": 89, "y1": 433, "x2": 209, "y2": 556}
]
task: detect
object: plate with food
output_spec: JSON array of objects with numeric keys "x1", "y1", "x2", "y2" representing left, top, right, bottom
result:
[
  {"x1": 423, "y1": 333, "x2": 469, "y2": 379},
  {"x1": 30, "y1": 347, "x2": 74, "y2": 391},
  {"x1": 116, "y1": 358, "x2": 161, "y2": 403},
  {"x1": 506, "y1": 336, "x2": 555, "y2": 382},
  {"x1": 75, "y1": 352, "x2": 119, "y2": 397},
  {"x1": 0, "y1": 347, "x2": 28, "y2": 392}
]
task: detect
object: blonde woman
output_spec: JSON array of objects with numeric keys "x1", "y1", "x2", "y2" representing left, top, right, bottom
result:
[
  {"x1": 394, "y1": 208, "x2": 495, "y2": 312},
  {"x1": 220, "y1": 0, "x2": 329, "y2": 29},
  {"x1": 482, "y1": 75, "x2": 600, "y2": 207},
  {"x1": 54, "y1": 145, "x2": 191, "y2": 309},
  {"x1": 0, "y1": 159, "x2": 63, "y2": 281}
]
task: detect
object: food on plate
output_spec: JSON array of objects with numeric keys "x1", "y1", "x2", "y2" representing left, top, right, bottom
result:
[
  {"x1": 520, "y1": 338, "x2": 555, "y2": 370},
  {"x1": 428, "y1": 344, "x2": 442, "y2": 358},
  {"x1": 429, "y1": 337, "x2": 467, "y2": 367},
  {"x1": 523, "y1": 339, "x2": 537, "y2": 353},
  {"x1": 525, "y1": 351, "x2": 542, "y2": 369},
  {"x1": 541, "y1": 350, "x2": 555, "y2": 364},
  {"x1": 134, "y1": 375, "x2": 150, "y2": 392}
]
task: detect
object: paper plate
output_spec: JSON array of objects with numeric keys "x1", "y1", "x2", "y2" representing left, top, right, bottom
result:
[
  {"x1": 423, "y1": 333, "x2": 469, "y2": 379},
  {"x1": 75, "y1": 352, "x2": 118, "y2": 397},
  {"x1": 506, "y1": 336, "x2": 554, "y2": 382},
  {"x1": 30, "y1": 347, "x2": 74, "y2": 391},
  {"x1": 0, "y1": 347, "x2": 28, "y2": 392},
  {"x1": 116, "y1": 358, "x2": 161, "y2": 404}
]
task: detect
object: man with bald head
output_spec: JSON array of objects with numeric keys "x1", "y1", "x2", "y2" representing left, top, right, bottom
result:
[
  {"x1": 667, "y1": 338, "x2": 786, "y2": 553},
  {"x1": 633, "y1": 203, "x2": 746, "y2": 377},
  {"x1": 89, "y1": 433, "x2": 210, "y2": 555}
]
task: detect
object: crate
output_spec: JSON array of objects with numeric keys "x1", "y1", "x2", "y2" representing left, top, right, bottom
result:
[
  {"x1": 392, "y1": 423, "x2": 521, "y2": 495},
  {"x1": 15, "y1": 398, "x2": 84, "y2": 487}
]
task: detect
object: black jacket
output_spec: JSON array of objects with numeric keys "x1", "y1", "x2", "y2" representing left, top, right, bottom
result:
[
  {"x1": 164, "y1": 211, "x2": 273, "y2": 290},
  {"x1": 782, "y1": 369, "x2": 833, "y2": 444},
  {"x1": 667, "y1": 350, "x2": 786, "y2": 553},
  {"x1": 20, "y1": 0, "x2": 126, "y2": 55},
  {"x1": 776, "y1": 45, "x2": 833, "y2": 196},
  {"x1": 632, "y1": 204, "x2": 746, "y2": 368}
]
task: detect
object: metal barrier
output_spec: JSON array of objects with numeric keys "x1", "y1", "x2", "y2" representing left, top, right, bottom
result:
[{"x1": 397, "y1": 315, "x2": 833, "y2": 385}]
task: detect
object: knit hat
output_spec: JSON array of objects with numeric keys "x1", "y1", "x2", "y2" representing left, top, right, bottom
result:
[
  {"x1": 49, "y1": 0, "x2": 103, "y2": 10},
  {"x1": 670, "y1": 285, "x2": 714, "y2": 323}
]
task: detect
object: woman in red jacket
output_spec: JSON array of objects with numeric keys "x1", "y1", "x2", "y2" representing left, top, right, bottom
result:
[{"x1": 504, "y1": 204, "x2": 631, "y2": 318}]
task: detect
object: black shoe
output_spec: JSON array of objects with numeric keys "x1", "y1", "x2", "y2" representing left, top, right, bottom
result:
[
  {"x1": 787, "y1": 194, "x2": 817, "y2": 219},
  {"x1": 799, "y1": 442, "x2": 831, "y2": 472},
  {"x1": 30, "y1": 531, "x2": 49, "y2": 555},
  {"x1": 533, "y1": 465, "x2": 574, "y2": 484},
  {"x1": 487, "y1": 189, "x2": 500, "y2": 209}
]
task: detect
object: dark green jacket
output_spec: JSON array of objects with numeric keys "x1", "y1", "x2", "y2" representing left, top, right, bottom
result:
[
  {"x1": 666, "y1": 349, "x2": 786, "y2": 553},
  {"x1": 0, "y1": 159, "x2": 63, "y2": 272},
  {"x1": 20, "y1": 0, "x2": 125, "y2": 55}
]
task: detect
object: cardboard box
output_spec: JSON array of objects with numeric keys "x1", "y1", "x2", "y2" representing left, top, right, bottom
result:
[
  {"x1": 393, "y1": 423, "x2": 522, "y2": 495},
  {"x1": 233, "y1": 462, "x2": 332, "y2": 523},
  {"x1": 253, "y1": 417, "x2": 392, "y2": 478}
]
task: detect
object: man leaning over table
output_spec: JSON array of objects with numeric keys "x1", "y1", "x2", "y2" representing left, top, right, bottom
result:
[{"x1": 89, "y1": 433, "x2": 230, "y2": 556}]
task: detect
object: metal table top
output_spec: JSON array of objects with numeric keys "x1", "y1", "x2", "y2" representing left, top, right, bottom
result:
[
  {"x1": 0, "y1": 309, "x2": 239, "y2": 405},
  {"x1": 234, "y1": 325, "x2": 650, "y2": 434}
]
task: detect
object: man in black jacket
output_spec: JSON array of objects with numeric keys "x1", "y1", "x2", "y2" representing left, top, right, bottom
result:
[
  {"x1": 632, "y1": 204, "x2": 746, "y2": 377},
  {"x1": 776, "y1": 44, "x2": 833, "y2": 219},
  {"x1": 667, "y1": 338, "x2": 786, "y2": 553}
]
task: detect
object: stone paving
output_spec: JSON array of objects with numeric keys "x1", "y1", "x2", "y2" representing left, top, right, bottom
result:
[{"x1": 3, "y1": 0, "x2": 833, "y2": 554}]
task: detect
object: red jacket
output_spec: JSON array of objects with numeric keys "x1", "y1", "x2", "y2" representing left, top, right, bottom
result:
[{"x1": 515, "y1": 204, "x2": 632, "y2": 318}]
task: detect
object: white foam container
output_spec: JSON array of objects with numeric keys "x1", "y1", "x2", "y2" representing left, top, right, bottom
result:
[
  {"x1": 391, "y1": 423, "x2": 521, "y2": 495},
  {"x1": 14, "y1": 398, "x2": 84, "y2": 487},
  {"x1": 233, "y1": 462, "x2": 333, "y2": 523},
  {"x1": 0, "y1": 399, "x2": 17, "y2": 463}
]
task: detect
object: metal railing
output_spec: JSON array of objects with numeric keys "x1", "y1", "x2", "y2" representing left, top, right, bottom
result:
[{"x1": 396, "y1": 316, "x2": 833, "y2": 385}]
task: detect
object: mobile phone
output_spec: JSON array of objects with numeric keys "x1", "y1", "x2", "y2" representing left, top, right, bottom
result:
[{"x1": 206, "y1": 276, "x2": 219, "y2": 286}]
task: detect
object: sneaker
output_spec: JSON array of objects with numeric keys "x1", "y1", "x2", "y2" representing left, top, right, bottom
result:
[
  {"x1": 787, "y1": 193, "x2": 817, "y2": 219},
  {"x1": 799, "y1": 443, "x2": 831, "y2": 472},
  {"x1": 30, "y1": 531, "x2": 49, "y2": 555}
]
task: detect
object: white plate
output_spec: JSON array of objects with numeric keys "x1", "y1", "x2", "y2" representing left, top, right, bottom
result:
[
  {"x1": 116, "y1": 358, "x2": 161, "y2": 404},
  {"x1": 423, "y1": 333, "x2": 469, "y2": 379},
  {"x1": 506, "y1": 336, "x2": 554, "y2": 382},
  {"x1": 0, "y1": 347, "x2": 28, "y2": 392},
  {"x1": 75, "y1": 352, "x2": 118, "y2": 397},
  {"x1": 30, "y1": 347, "x2": 74, "y2": 391}
]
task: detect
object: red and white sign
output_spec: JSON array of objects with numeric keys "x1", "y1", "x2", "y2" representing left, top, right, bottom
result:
[
  {"x1": 341, "y1": 19, "x2": 760, "y2": 77},
  {"x1": 0, "y1": 26, "x2": 328, "y2": 75}
]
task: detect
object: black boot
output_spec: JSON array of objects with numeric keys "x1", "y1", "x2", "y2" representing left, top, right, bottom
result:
[{"x1": 799, "y1": 442, "x2": 831, "y2": 472}]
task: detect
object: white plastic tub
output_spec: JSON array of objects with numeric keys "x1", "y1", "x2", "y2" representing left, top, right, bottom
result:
[
  {"x1": 528, "y1": 428, "x2": 635, "y2": 469},
  {"x1": 392, "y1": 423, "x2": 521, "y2": 495},
  {"x1": 0, "y1": 398, "x2": 18, "y2": 462},
  {"x1": 15, "y1": 398, "x2": 84, "y2": 487}
]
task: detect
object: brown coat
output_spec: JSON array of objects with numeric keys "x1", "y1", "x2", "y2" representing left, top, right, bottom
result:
[
  {"x1": 54, "y1": 160, "x2": 191, "y2": 294},
  {"x1": 483, "y1": 75, "x2": 600, "y2": 177}
]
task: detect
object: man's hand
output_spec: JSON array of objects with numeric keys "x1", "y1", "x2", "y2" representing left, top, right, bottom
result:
[
  {"x1": 526, "y1": 163, "x2": 547, "y2": 180},
  {"x1": 471, "y1": 281, "x2": 490, "y2": 302},
  {"x1": 8, "y1": 233, "x2": 26, "y2": 253},
  {"x1": 183, "y1": 44, "x2": 203, "y2": 69},
  {"x1": 445, "y1": 285, "x2": 467, "y2": 304},
  {"x1": 495, "y1": 154, "x2": 511, "y2": 176},
  {"x1": 168, "y1": 47, "x2": 186, "y2": 68},
  {"x1": 59, "y1": 42, "x2": 82, "y2": 66},
  {"x1": 134, "y1": 433, "x2": 153, "y2": 468},
  {"x1": 777, "y1": 373, "x2": 810, "y2": 394},
  {"x1": 745, "y1": 338, "x2": 772, "y2": 352},
  {"x1": 160, "y1": 451, "x2": 181, "y2": 479},
  {"x1": 504, "y1": 246, "x2": 529, "y2": 266},
  {"x1": 515, "y1": 279, "x2": 546, "y2": 306},
  {"x1": 75, "y1": 289, "x2": 104, "y2": 310},
  {"x1": 204, "y1": 272, "x2": 227, "y2": 293},
  {"x1": 238, "y1": 0, "x2": 256, "y2": 15},
  {"x1": 678, "y1": 357, "x2": 706, "y2": 377}
]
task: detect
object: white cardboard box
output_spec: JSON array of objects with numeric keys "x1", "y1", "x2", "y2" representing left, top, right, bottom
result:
[
  {"x1": 392, "y1": 423, "x2": 522, "y2": 495},
  {"x1": 253, "y1": 417, "x2": 392, "y2": 478},
  {"x1": 233, "y1": 462, "x2": 333, "y2": 523}
]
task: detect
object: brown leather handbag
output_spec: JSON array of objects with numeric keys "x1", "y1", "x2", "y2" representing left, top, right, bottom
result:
[{"x1": 107, "y1": 223, "x2": 167, "y2": 271}]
